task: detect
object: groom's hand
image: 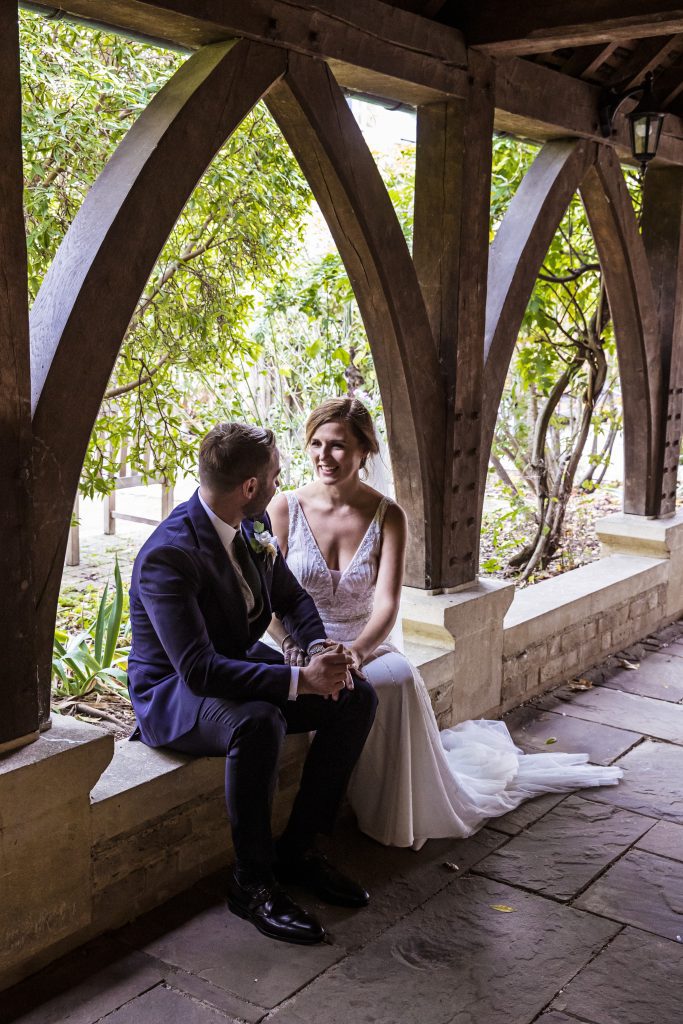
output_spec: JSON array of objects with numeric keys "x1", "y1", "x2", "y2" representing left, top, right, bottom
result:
[{"x1": 298, "y1": 644, "x2": 353, "y2": 700}]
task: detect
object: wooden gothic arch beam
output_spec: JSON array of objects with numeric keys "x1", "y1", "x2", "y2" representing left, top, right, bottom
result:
[
  {"x1": 580, "y1": 146, "x2": 661, "y2": 514},
  {"x1": 30, "y1": 38, "x2": 288, "y2": 720},
  {"x1": 0, "y1": 3, "x2": 38, "y2": 749},
  {"x1": 266, "y1": 53, "x2": 444, "y2": 587},
  {"x1": 641, "y1": 166, "x2": 683, "y2": 515},
  {"x1": 479, "y1": 139, "x2": 598, "y2": 507}
]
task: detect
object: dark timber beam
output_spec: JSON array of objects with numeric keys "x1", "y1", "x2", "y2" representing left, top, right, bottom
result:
[
  {"x1": 24, "y1": 0, "x2": 469, "y2": 105},
  {"x1": 267, "y1": 53, "x2": 446, "y2": 588},
  {"x1": 609, "y1": 35, "x2": 679, "y2": 89},
  {"x1": 494, "y1": 56, "x2": 683, "y2": 169},
  {"x1": 30, "y1": 38, "x2": 287, "y2": 722},
  {"x1": 480, "y1": 140, "x2": 597, "y2": 511},
  {"x1": 457, "y1": 1, "x2": 683, "y2": 55},
  {"x1": 0, "y1": 4, "x2": 39, "y2": 750},
  {"x1": 580, "y1": 146, "x2": 662, "y2": 516},
  {"x1": 641, "y1": 167, "x2": 683, "y2": 514},
  {"x1": 561, "y1": 42, "x2": 618, "y2": 80},
  {"x1": 413, "y1": 52, "x2": 495, "y2": 585},
  {"x1": 22, "y1": 1, "x2": 683, "y2": 167}
]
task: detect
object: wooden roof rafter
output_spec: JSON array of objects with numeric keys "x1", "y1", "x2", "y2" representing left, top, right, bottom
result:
[
  {"x1": 450, "y1": 1, "x2": 683, "y2": 55},
  {"x1": 606, "y1": 34, "x2": 680, "y2": 88},
  {"x1": 21, "y1": 0, "x2": 469, "y2": 106},
  {"x1": 21, "y1": 0, "x2": 683, "y2": 166}
]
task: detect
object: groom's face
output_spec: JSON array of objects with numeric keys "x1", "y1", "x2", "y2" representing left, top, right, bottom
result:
[{"x1": 244, "y1": 447, "x2": 281, "y2": 517}]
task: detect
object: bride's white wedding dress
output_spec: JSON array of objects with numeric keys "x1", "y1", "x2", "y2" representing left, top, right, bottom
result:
[{"x1": 284, "y1": 492, "x2": 622, "y2": 850}]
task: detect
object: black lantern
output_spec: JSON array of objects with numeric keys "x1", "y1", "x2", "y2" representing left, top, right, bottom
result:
[
  {"x1": 600, "y1": 72, "x2": 666, "y2": 176},
  {"x1": 627, "y1": 74, "x2": 665, "y2": 172}
]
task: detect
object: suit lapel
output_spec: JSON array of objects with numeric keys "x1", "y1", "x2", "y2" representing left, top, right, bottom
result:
[{"x1": 187, "y1": 490, "x2": 251, "y2": 637}]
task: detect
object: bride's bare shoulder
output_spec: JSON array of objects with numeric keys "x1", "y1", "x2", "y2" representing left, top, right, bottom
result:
[
  {"x1": 267, "y1": 492, "x2": 291, "y2": 550},
  {"x1": 360, "y1": 484, "x2": 405, "y2": 517}
]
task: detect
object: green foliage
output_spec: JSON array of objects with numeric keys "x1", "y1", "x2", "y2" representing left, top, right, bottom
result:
[
  {"x1": 21, "y1": 11, "x2": 313, "y2": 494},
  {"x1": 53, "y1": 559, "x2": 130, "y2": 700},
  {"x1": 480, "y1": 488, "x2": 535, "y2": 574}
]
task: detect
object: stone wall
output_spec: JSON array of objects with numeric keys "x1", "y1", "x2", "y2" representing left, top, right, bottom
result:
[{"x1": 500, "y1": 555, "x2": 669, "y2": 712}]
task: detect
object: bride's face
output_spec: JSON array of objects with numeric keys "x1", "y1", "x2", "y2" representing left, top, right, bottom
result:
[{"x1": 308, "y1": 420, "x2": 366, "y2": 486}]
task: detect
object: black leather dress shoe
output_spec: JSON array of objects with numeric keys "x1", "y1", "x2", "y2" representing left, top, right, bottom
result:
[
  {"x1": 275, "y1": 851, "x2": 370, "y2": 908},
  {"x1": 227, "y1": 872, "x2": 326, "y2": 945}
]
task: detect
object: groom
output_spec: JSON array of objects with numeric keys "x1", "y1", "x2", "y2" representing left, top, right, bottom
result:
[{"x1": 128, "y1": 422, "x2": 378, "y2": 945}]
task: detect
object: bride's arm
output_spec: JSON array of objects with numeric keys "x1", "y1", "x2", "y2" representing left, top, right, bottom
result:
[
  {"x1": 268, "y1": 492, "x2": 290, "y2": 558},
  {"x1": 266, "y1": 493, "x2": 304, "y2": 663},
  {"x1": 349, "y1": 502, "x2": 407, "y2": 668}
]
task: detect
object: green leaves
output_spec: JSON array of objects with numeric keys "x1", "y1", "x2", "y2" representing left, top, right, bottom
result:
[{"x1": 53, "y1": 557, "x2": 129, "y2": 700}]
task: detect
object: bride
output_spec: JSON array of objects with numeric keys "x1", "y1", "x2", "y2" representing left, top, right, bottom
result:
[{"x1": 268, "y1": 397, "x2": 622, "y2": 850}]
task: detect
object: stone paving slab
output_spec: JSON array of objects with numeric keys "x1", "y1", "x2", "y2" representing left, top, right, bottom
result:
[
  {"x1": 635, "y1": 819, "x2": 683, "y2": 861},
  {"x1": 96, "y1": 982, "x2": 237, "y2": 1023},
  {"x1": 660, "y1": 637, "x2": 683, "y2": 659},
  {"x1": 199, "y1": 823, "x2": 506, "y2": 955},
  {"x1": 115, "y1": 887, "x2": 339, "y2": 1011},
  {"x1": 551, "y1": 926, "x2": 683, "y2": 1024},
  {"x1": 484, "y1": 791, "x2": 567, "y2": 836},
  {"x1": 474, "y1": 796, "x2": 655, "y2": 901},
  {"x1": 584, "y1": 738, "x2": 683, "y2": 822},
  {"x1": 597, "y1": 652, "x2": 683, "y2": 702},
  {"x1": 534, "y1": 685, "x2": 683, "y2": 743},
  {"x1": 575, "y1": 848, "x2": 683, "y2": 941},
  {"x1": 503, "y1": 705, "x2": 640, "y2": 764},
  {"x1": 264, "y1": 876, "x2": 619, "y2": 1024},
  {"x1": 537, "y1": 1014, "x2": 596, "y2": 1024},
  {"x1": 1, "y1": 938, "x2": 166, "y2": 1024}
]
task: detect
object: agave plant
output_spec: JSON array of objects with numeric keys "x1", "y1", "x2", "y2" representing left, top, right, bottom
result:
[{"x1": 52, "y1": 557, "x2": 130, "y2": 701}]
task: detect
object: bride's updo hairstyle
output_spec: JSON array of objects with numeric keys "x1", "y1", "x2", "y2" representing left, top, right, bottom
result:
[{"x1": 305, "y1": 397, "x2": 380, "y2": 470}]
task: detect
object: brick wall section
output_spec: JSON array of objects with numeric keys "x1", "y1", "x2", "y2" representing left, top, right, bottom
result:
[{"x1": 501, "y1": 580, "x2": 667, "y2": 711}]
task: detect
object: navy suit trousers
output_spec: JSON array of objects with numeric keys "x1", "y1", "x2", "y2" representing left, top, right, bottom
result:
[{"x1": 166, "y1": 657, "x2": 377, "y2": 873}]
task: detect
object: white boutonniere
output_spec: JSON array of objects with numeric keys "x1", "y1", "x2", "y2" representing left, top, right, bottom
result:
[{"x1": 250, "y1": 520, "x2": 277, "y2": 561}]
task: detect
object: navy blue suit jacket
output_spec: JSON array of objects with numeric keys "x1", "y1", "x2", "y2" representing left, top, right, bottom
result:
[{"x1": 128, "y1": 489, "x2": 326, "y2": 746}]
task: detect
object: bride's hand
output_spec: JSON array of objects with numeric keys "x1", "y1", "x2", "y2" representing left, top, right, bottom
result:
[
  {"x1": 348, "y1": 646, "x2": 367, "y2": 680},
  {"x1": 281, "y1": 634, "x2": 307, "y2": 667}
]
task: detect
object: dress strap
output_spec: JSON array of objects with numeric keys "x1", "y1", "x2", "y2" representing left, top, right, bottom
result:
[{"x1": 376, "y1": 496, "x2": 391, "y2": 529}]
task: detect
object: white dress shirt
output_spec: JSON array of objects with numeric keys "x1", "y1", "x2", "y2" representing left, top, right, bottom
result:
[{"x1": 198, "y1": 491, "x2": 299, "y2": 700}]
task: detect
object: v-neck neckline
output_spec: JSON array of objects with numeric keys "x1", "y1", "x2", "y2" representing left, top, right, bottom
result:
[{"x1": 292, "y1": 493, "x2": 384, "y2": 587}]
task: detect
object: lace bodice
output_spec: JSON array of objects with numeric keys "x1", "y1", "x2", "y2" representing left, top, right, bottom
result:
[{"x1": 285, "y1": 491, "x2": 390, "y2": 643}]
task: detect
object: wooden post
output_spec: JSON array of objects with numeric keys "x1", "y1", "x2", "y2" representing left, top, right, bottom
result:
[
  {"x1": 413, "y1": 52, "x2": 495, "y2": 586},
  {"x1": 0, "y1": 3, "x2": 39, "y2": 748},
  {"x1": 65, "y1": 495, "x2": 80, "y2": 567},
  {"x1": 479, "y1": 140, "x2": 596, "y2": 510},
  {"x1": 103, "y1": 489, "x2": 116, "y2": 536},
  {"x1": 580, "y1": 148, "x2": 661, "y2": 515},
  {"x1": 641, "y1": 166, "x2": 683, "y2": 515},
  {"x1": 161, "y1": 482, "x2": 174, "y2": 520}
]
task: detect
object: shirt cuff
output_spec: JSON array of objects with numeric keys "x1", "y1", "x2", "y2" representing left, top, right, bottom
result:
[{"x1": 288, "y1": 667, "x2": 299, "y2": 701}]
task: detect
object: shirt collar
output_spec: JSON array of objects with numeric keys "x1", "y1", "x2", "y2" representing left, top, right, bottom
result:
[{"x1": 198, "y1": 490, "x2": 238, "y2": 553}]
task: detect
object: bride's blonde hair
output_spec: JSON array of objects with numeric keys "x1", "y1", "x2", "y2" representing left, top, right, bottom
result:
[{"x1": 305, "y1": 397, "x2": 380, "y2": 469}]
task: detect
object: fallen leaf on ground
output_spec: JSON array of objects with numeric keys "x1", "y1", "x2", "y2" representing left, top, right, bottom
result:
[
  {"x1": 545, "y1": 737, "x2": 558, "y2": 744},
  {"x1": 616, "y1": 658, "x2": 639, "y2": 670},
  {"x1": 442, "y1": 861, "x2": 460, "y2": 872},
  {"x1": 490, "y1": 904, "x2": 516, "y2": 913},
  {"x1": 569, "y1": 678, "x2": 593, "y2": 691}
]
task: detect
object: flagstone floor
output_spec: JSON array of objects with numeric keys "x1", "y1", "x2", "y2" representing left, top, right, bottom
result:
[{"x1": 4, "y1": 624, "x2": 683, "y2": 1024}]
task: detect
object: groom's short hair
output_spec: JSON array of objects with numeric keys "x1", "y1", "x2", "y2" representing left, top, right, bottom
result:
[{"x1": 199, "y1": 422, "x2": 276, "y2": 492}]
